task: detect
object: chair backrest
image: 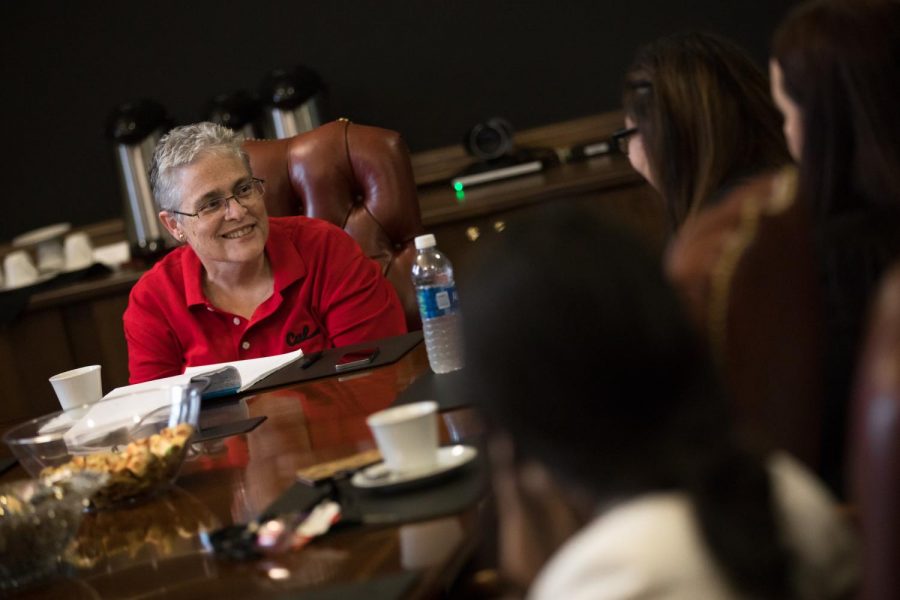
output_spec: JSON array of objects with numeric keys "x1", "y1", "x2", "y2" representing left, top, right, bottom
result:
[
  {"x1": 242, "y1": 119, "x2": 424, "y2": 330},
  {"x1": 666, "y1": 167, "x2": 824, "y2": 468},
  {"x1": 850, "y1": 262, "x2": 900, "y2": 600}
]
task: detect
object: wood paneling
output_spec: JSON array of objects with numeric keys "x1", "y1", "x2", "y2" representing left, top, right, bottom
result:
[{"x1": 0, "y1": 308, "x2": 74, "y2": 423}]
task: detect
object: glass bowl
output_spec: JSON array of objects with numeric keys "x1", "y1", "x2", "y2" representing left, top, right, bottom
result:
[
  {"x1": 3, "y1": 385, "x2": 200, "y2": 509},
  {"x1": 0, "y1": 473, "x2": 102, "y2": 591}
]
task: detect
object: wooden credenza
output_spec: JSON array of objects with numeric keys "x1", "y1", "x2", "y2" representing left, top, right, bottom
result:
[
  {"x1": 0, "y1": 270, "x2": 141, "y2": 425},
  {"x1": 0, "y1": 112, "x2": 666, "y2": 425}
]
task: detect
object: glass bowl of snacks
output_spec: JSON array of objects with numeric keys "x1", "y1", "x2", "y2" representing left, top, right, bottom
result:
[
  {"x1": 0, "y1": 473, "x2": 103, "y2": 591},
  {"x1": 3, "y1": 385, "x2": 200, "y2": 509}
]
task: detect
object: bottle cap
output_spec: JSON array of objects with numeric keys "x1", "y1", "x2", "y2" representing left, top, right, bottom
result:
[{"x1": 414, "y1": 234, "x2": 436, "y2": 250}]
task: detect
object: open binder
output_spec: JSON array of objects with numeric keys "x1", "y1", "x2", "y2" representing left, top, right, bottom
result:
[{"x1": 102, "y1": 348, "x2": 306, "y2": 402}]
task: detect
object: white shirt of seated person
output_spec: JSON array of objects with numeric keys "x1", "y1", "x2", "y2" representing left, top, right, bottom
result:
[{"x1": 528, "y1": 454, "x2": 858, "y2": 600}]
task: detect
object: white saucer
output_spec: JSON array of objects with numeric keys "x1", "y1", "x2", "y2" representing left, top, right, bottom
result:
[
  {"x1": 12, "y1": 223, "x2": 71, "y2": 248},
  {"x1": 351, "y1": 445, "x2": 477, "y2": 491},
  {"x1": 1, "y1": 272, "x2": 57, "y2": 292}
]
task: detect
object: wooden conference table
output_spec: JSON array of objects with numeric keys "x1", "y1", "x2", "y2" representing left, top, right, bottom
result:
[{"x1": 2, "y1": 344, "x2": 487, "y2": 599}]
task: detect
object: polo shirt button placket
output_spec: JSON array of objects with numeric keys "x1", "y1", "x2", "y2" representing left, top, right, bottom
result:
[{"x1": 242, "y1": 341, "x2": 250, "y2": 350}]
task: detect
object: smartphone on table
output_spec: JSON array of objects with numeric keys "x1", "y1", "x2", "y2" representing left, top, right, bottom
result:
[{"x1": 334, "y1": 347, "x2": 379, "y2": 372}]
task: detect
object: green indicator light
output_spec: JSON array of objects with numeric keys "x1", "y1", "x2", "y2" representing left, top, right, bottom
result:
[
  {"x1": 453, "y1": 181, "x2": 464, "y2": 192},
  {"x1": 455, "y1": 189, "x2": 466, "y2": 202}
]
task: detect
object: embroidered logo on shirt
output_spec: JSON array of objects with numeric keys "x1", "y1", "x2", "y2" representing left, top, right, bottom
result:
[{"x1": 286, "y1": 326, "x2": 321, "y2": 347}]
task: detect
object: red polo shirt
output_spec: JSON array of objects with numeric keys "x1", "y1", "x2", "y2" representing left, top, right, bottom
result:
[{"x1": 124, "y1": 216, "x2": 406, "y2": 383}]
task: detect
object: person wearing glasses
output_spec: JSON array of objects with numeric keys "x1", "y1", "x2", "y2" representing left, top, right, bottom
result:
[
  {"x1": 123, "y1": 122, "x2": 406, "y2": 383},
  {"x1": 616, "y1": 33, "x2": 831, "y2": 489},
  {"x1": 617, "y1": 32, "x2": 790, "y2": 231}
]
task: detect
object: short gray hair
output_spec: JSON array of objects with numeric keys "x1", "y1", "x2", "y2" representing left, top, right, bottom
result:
[{"x1": 149, "y1": 122, "x2": 251, "y2": 213}]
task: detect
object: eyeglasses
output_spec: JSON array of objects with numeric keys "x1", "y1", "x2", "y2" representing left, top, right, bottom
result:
[
  {"x1": 172, "y1": 178, "x2": 265, "y2": 219},
  {"x1": 611, "y1": 127, "x2": 639, "y2": 155}
]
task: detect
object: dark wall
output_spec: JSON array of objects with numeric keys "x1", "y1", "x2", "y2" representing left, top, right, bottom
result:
[{"x1": 3, "y1": 0, "x2": 796, "y2": 242}]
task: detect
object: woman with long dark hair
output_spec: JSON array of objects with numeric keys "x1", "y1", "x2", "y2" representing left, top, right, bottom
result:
[
  {"x1": 620, "y1": 30, "x2": 824, "y2": 478},
  {"x1": 620, "y1": 32, "x2": 791, "y2": 231},
  {"x1": 461, "y1": 206, "x2": 857, "y2": 599},
  {"x1": 771, "y1": 0, "x2": 900, "y2": 494}
]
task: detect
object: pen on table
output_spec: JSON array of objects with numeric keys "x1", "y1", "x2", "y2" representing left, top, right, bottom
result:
[{"x1": 300, "y1": 351, "x2": 324, "y2": 369}]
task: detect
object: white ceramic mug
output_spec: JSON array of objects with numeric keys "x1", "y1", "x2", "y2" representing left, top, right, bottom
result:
[
  {"x1": 49, "y1": 365, "x2": 102, "y2": 410},
  {"x1": 63, "y1": 232, "x2": 94, "y2": 271},
  {"x1": 36, "y1": 239, "x2": 65, "y2": 272},
  {"x1": 4, "y1": 250, "x2": 39, "y2": 288},
  {"x1": 366, "y1": 400, "x2": 439, "y2": 474}
]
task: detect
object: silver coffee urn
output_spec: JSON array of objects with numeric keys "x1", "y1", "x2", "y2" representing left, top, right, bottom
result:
[
  {"x1": 205, "y1": 91, "x2": 264, "y2": 140},
  {"x1": 259, "y1": 65, "x2": 326, "y2": 139},
  {"x1": 106, "y1": 100, "x2": 173, "y2": 259}
]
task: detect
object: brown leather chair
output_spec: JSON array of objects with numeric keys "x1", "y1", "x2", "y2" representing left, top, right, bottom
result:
[
  {"x1": 666, "y1": 167, "x2": 824, "y2": 468},
  {"x1": 242, "y1": 119, "x2": 424, "y2": 330},
  {"x1": 850, "y1": 263, "x2": 900, "y2": 600}
]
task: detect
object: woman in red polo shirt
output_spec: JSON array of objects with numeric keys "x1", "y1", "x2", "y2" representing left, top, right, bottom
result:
[{"x1": 123, "y1": 122, "x2": 406, "y2": 383}]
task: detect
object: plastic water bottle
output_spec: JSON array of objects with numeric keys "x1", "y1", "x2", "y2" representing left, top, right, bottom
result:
[{"x1": 412, "y1": 234, "x2": 464, "y2": 374}]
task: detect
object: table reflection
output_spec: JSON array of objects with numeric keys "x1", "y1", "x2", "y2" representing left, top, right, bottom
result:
[
  {"x1": 67, "y1": 487, "x2": 218, "y2": 573},
  {"x1": 399, "y1": 517, "x2": 464, "y2": 569}
]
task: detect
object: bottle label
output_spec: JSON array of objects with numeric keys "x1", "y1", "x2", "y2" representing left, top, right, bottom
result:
[{"x1": 416, "y1": 285, "x2": 460, "y2": 319}]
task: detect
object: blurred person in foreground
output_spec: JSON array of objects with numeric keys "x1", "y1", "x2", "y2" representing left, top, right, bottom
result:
[
  {"x1": 771, "y1": 0, "x2": 900, "y2": 494},
  {"x1": 461, "y1": 206, "x2": 857, "y2": 599},
  {"x1": 123, "y1": 122, "x2": 405, "y2": 383}
]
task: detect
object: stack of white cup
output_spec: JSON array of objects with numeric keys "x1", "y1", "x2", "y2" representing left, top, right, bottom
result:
[
  {"x1": 63, "y1": 232, "x2": 94, "y2": 271},
  {"x1": 3, "y1": 250, "x2": 40, "y2": 289}
]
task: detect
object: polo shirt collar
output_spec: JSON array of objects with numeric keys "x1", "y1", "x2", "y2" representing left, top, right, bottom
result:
[
  {"x1": 183, "y1": 248, "x2": 206, "y2": 308},
  {"x1": 182, "y1": 218, "x2": 306, "y2": 308},
  {"x1": 266, "y1": 219, "x2": 306, "y2": 294}
]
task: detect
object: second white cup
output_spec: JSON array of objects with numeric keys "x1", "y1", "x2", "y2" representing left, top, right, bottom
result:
[
  {"x1": 49, "y1": 365, "x2": 102, "y2": 410},
  {"x1": 36, "y1": 239, "x2": 65, "y2": 272},
  {"x1": 366, "y1": 400, "x2": 439, "y2": 474},
  {"x1": 4, "y1": 250, "x2": 39, "y2": 288},
  {"x1": 63, "y1": 232, "x2": 93, "y2": 271}
]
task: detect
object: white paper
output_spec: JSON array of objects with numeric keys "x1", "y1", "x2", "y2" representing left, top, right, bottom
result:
[
  {"x1": 182, "y1": 348, "x2": 304, "y2": 391},
  {"x1": 63, "y1": 386, "x2": 174, "y2": 448},
  {"x1": 102, "y1": 348, "x2": 304, "y2": 400}
]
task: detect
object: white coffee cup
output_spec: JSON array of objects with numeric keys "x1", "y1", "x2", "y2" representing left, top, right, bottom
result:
[
  {"x1": 366, "y1": 400, "x2": 439, "y2": 474},
  {"x1": 49, "y1": 365, "x2": 102, "y2": 410},
  {"x1": 35, "y1": 239, "x2": 65, "y2": 272},
  {"x1": 63, "y1": 232, "x2": 94, "y2": 271},
  {"x1": 4, "y1": 250, "x2": 39, "y2": 288}
]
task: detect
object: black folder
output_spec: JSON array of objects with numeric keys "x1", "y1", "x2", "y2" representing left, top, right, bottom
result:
[{"x1": 244, "y1": 331, "x2": 423, "y2": 392}]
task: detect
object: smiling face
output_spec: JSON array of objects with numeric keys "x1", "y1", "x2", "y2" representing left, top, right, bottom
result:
[
  {"x1": 769, "y1": 60, "x2": 804, "y2": 162},
  {"x1": 159, "y1": 152, "x2": 269, "y2": 271}
]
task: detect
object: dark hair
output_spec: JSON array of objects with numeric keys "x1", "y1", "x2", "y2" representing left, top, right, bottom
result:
[
  {"x1": 772, "y1": 0, "x2": 900, "y2": 221},
  {"x1": 462, "y1": 206, "x2": 792, "y2": 598},
  {"x1": 623, "y1": 32, "x2": 791, "y2": 229}
]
